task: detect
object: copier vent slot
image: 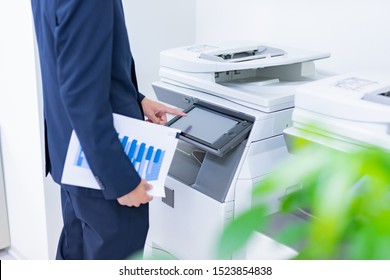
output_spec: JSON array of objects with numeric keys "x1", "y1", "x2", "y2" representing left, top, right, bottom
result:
[
  {"x1": 380, "y1": 91, "x2": 390, "y2": 97},
  {"x1": 363, "y1": 87, "x2": 390, "y2": 106},
  {"x1": 200, "y1": 45, "x2": 285, "y2": 63}
]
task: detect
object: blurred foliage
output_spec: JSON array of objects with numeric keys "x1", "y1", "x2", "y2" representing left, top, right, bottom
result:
[{"x1": 217, "y1": 138, "x2": 390, "y2": 260}]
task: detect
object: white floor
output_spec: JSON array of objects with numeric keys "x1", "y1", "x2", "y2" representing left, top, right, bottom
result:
[{"x1": 0, "y1": 249, "x2": 16, "y2": 260}]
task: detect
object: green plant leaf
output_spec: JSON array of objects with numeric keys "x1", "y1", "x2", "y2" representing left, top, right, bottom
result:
[{"x1": 219, "y1": 135, "x2": 390, "y2": 260}]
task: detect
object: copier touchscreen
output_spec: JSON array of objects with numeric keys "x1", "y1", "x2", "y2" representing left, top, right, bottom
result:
[
  {"x1": 169, "y1": 106, "x2": 238, "y2": 144},
  {"x1": 167, "y1": 103, "x2": 253, "y2": 156}
]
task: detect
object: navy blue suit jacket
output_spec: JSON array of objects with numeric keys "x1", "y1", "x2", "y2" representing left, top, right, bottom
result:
[{"x1": 32, "y1": 0, "x2": 145, "y2": 199}]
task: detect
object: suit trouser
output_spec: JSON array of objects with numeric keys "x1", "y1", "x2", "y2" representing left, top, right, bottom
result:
[{"x1": 56, "y1": 188, "x2": 149, "y2": 260}]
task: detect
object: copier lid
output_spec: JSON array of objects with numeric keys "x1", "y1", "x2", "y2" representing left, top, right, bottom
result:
[{"x1": 160, "y1": 40, "x2": 330, "y2": 73}]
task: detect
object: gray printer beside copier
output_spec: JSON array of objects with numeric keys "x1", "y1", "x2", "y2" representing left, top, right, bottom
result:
[{"x1": 144, "y1": 41, "x2": 330, "y2": 259}]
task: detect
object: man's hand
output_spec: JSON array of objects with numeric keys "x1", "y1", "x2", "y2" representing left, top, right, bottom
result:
[
  {"x1": 141, "y1": 97, "x2": 186, "y2": 124},
  {"x1": 117, "y1": 179, "x2": 153, "y2": 207}
]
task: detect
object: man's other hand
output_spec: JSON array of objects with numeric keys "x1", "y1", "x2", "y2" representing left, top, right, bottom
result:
[{"x1": 117, "y1": 179, "x2": 153, "y2": 207}]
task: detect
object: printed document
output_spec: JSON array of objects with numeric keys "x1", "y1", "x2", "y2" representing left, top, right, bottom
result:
[{"x1": 61, "y1": 114, "x2": 180, "y2": 197}]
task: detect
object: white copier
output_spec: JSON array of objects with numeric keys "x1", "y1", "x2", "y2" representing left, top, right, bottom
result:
[
  {"x1": 144, "y1": 41, "x2": 330, "y2": 260},
  {"x1": 284, "y1": 72, "x2": 390, "y2": 153}
]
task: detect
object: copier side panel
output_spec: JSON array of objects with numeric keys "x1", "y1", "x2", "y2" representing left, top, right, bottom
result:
[
  {"x1": 230, "y1": 136, "x2": 298, "y2": 260},
  {"x1": 245, "y1": 109, "x2": 293, "y2": 144},
  {"x1": 147, "y1": 176, "x2": 234, "y2": 260},
  {"x1": 233, "y1": 135, "x2": 292, "y2": 216}
]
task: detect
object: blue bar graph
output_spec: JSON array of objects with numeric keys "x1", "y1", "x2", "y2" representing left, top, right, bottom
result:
[
  {"x1": 74, "y1": 146, "x2": 90, "y2": 169},
  {"x1": 74, "y1": 135, "x2": 165, "y2": 181}
]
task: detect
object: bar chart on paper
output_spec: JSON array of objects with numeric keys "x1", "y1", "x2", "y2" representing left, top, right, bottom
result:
[
  {"x1": 74, "y1": 135, "x2": 166, "y2": 182},
  {"x1": 62, "y1": 113, "x2": 180, "y2": 197}
]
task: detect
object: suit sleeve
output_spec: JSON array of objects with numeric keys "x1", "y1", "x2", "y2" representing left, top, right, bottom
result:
[
  {"x1": 130, "y1": 56, "x2": 145, "y2": 103},
  {"x1": 55, "y1": 0, "x2": 141, "y2": 199}
]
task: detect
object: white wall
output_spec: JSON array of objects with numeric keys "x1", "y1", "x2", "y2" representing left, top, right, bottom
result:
[
  {"x1": 123, "y1": 0, "x2": 197, "y2": 98},
  {"x1": 0, "y1": 0, "x2": 61, "y2": 259},
  {"x1": 196, "y1": 0, "x2": 390, "y2": 74}
]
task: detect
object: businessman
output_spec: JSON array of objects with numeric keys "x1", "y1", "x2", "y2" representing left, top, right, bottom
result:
[{"x1": 31, "y1": 0, "x2": 185, "y2": 259}]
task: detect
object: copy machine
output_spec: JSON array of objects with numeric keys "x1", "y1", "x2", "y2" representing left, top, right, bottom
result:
[
  {"x1": 284, "y1": 72, "x2": 390, "y2": 152},
  {"x1": 144, "y1": 41, "x2": 330, "y2": 260}
]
